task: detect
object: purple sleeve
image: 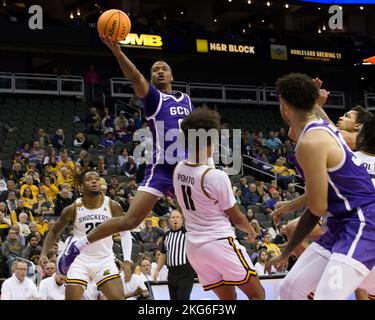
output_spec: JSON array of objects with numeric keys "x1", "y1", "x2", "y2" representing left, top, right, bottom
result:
[{"x1": 141, "y1": 84, "x2": 161, "y2": 118}]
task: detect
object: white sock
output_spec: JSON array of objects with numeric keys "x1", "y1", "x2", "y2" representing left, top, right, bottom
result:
[{"x1": 75, "y1": 236, "x2": 90, "y2": 251}]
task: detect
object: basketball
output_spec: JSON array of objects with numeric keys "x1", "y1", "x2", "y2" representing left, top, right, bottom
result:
[{"x1": 97, "y1": 9, "x2": 131, "y2": 42}]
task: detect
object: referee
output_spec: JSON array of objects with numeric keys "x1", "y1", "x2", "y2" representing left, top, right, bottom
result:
[{"x1": 153, "y1": 210, "x2": 196, "y2": 300}]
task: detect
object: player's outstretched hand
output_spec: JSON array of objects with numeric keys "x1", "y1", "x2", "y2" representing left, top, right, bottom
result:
[
  {"x1": 264, "y1": 254, "x2": 289, "y2": 276},
  {"x1": 100, "y1": 34, "x2": 122, "y2": 57}
]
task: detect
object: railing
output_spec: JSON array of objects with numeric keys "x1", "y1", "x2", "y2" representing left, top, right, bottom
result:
[
  {"x1": 260, "y1": 86, "x2": 346, "y2": 109},
  {"x1": 114, "y1": 100, "x2": 142, "y2": 120},
  {"x1": 365, "y1": 94, "x2": 375, "y2": 111},
  {"x1": 109, "y1": 78, "x2": 345, "y2": 108},
  {"x1": 241, "y1": 154, "x2": 305, "y2": 191},
  {"x1": 0, "y1": 72, "x2": 84, "y2": 96}
]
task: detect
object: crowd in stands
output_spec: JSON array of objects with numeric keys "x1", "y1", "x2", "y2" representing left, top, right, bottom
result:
[{"x1": 0, "y1": 101, "x2": 304, "y2": 299}]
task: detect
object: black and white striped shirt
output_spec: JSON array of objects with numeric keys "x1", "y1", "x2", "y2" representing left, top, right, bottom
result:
[{"x1": 160, "y1": 227, "x2": 187, "y2": 267}]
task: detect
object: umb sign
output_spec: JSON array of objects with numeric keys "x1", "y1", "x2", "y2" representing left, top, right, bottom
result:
[
  {"x1": 196, "y1": 39, "x2": 255, "y2": 55},
  {"x1": 119, "y1": 33, "x2": 163, "y2": 50}
]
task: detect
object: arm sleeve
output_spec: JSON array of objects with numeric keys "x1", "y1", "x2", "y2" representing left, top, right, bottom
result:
[
  {"x1": 205, "y1": 170, "x2": 236, "y2": 211},
  {"x1": 140, "y1": 84, "x2": 161, "y2": 118},
  {"x1": 120, "y1": 231, "x2": 132, "y2": 262}
]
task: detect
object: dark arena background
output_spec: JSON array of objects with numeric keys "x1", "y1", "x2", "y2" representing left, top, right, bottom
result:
[{"x1": 0, "y1": 0, "x2": 374, "y2": 309}]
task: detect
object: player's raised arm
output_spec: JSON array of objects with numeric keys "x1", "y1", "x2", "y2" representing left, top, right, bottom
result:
[
  {"x1": 100, "y1": 35, "x2": 149, "y2": 99},
  {"x1": 297, "y1": 132, "x2": 328, "y2": 216},
  {"x1": 40, "y1": 203, "x2": 75, "y2": 265}
]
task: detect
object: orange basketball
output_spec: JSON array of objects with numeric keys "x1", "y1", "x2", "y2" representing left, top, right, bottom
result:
[{"x1": 97, "y1": 9, "x2": 131, "y2": 42}]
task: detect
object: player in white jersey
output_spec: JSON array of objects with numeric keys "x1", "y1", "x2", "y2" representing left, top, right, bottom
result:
[
  {"x1": 173, "y1": 107, "x2": 264, "y2": 300},
  {"x1": 40, "y1": 171, "x2": 132, "y2": 300}
]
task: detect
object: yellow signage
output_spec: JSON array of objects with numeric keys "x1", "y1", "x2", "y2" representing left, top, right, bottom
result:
[
  {"x1": 120, "y1": 33, "x2": 163, "y2": 50},
  {"x1": 290, "y1": 49, "x2": 342, "y2": 62},
  {"x1": 196, "y1": 39, "x2": 255, "y2": 54}
]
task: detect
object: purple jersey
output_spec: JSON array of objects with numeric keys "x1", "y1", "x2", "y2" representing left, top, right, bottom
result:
[
  {"x1": 142, "y1": 84, "x2": 194, "y2": 167},
  {"x1": 295, "y1": 119, "x2": 375, "y2": 218},
  {"x1": 295, "y1": 119, "x2": 375, "y2": 270}
]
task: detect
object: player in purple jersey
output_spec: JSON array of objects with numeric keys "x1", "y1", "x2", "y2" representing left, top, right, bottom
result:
[
  {"x1": 55, "y1": 36, "x2": 195, "y2": 275},
  {"x1": 265, "y1": 73, "x2": 375, "y2": 300}
]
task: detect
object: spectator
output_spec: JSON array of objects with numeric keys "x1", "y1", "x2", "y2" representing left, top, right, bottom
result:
[
  {"x1": 122, "y1": 156, "x2": 137, "y2": 178},
  {"x1": 104, "y1": 148, "x2": 118, "y2": 175},
  {"x1": 17, "y1": 213, "x2": 31, "y2": 237},
  {"x1": 118, "y1": 148, "x2": 129, "y2": 172},
  {"x1": 56, "y1": 167, "x2": 73, "y2": 190},
  {"x1": 100, "y1": 128, "x2": 116, "y2": 148},
  {"x1": 277, "y1": 128, "x2": 288, "y2": 144},
  {"x1": 239, "y1": 178, "x2": 251, "y2": 206},
  {"x1": 250, "y1": 219, "x2": 266, "y2": 240},
  {"x1": 121, "y1": 261, "x2": 149, "y2": 300},
  {"x1": 262, "y1": 233, "x2": 281, "y2": 256},
  {"x1": 20, "y1": 175, "x2": 39, "y2": 199},
  {"x1": 73, "y1": 132, "x2": 92, "y2": 150},
  {"x1": 25, "y1": 222, "x2": 39, "y2": 243},
  {"x1": 271, "y1": 158, "x2": 295, "y2": 190},
  {"x1": 39, "y1": 272, "x2": 66, "y2": 300},
  {"x1": 123, "y1": 178, "x2": 138, "y2": 198},
  {"x1": 140, "y1": 218, "x2": 164, "y2": 252},
  {"x1": 233, "y1": 186, "x2": 243, "y2": 206},
  {"x1": 1, "y1": 227, "x2": 25, "y2": 272},
  {"x1": 21, "y1": 187, "x2": 37, "y2": 209},
  {"x1": 56, "y1": 149, "x2": 74, "y2": 171},
  {"x1": 55, "y1": 188, "x2": 74, "y2": 216},
  {"x1": 29, "y1": 141, "x2": 47, "y2": 165},
  {"x1": 285, "y1": 183, "x2": 300, "y2": 201},
  {"x1": 11, "y1": 224, "x2": 26, "y2": 246},
  {"x1": 8, "y1": 163, "x2": 23, "y2": 186},
  {"x1": 264, "y1": 191, "x2": 281, "y2": 215},
  {"x1": 32, "y1": 194, "x2": 54, "y2": 220},
  {"x1": 41, "y1": 176, "x2": 59, "y2": 202},
  {"x1": 248, "y1": 183, "x2": 262, "y2": 205},
  {"x1": 1, "y1": 260, "x2": 40, "y2": 300},
  {"x1": 5, "y1": 191, "x2": 18, "y2": 213},
  {"x1": 42, "y1": 262, "x2": 56, "y2": 279},
  {"x1": 265, "y1": 131, "x2": 283, "y2": 151},
  {"x1": 25, "y1": 163, "x2": 41, "y2": 185},
  {"x1": 151, "y1": 249, "x2": 168, "y2": 282},
  {"x1": 273, "y1": 224, "x2": 288, "y2": 248},
  {"x1": 96, "y1": 156, "x2": 107, "y2": 177},
  {"x1": 51, "y1": 129, "x2": 65, "y2": 151},
  {"x1": 254, "y1": 249, "x2": 270, "y2": 276},
  {"x1": 21, "y1": 234, "x2": 42, "y2": 265},
  {"x1": 76, "y1": 150, "x2": 95, "y2": 172},
  {"x1": 114, "y1": 110, "x2": 129, "y2": 129},
  {"x1": 133, "y1": 111, "x2": 142, "y2": 129},
  {"x1": 11, "y1": 199, "x2": 35, "y2": 225},
  {"x1": 101, "y1": 107, "x2": 114, "y2": 132},
  {"x1": 158, "y1": 218, "x2": 169, "y2": 233},
  {"x1": 35, "y1": 128, "x2": 50, "y2": 148},
  {"x1": 0, "y1": 203, "x2": 11, "y2": 241},
  {"x1": 127, "y1": 118, "x2": 137, "y2": 134},
  {"x1": 139, "y1": 257, "x2": 154, "y2": 282}
]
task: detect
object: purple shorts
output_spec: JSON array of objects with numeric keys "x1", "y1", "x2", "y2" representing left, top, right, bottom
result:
[
  {"x1": 138, "y1": 164, "x2": 175, "y2": 197},
  {"x1": 316, "y1": 204, "x2": 375, "y2": 271}
]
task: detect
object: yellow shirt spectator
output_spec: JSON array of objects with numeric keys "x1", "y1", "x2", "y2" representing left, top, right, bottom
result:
[
  {"x1": 20, "y1": 186, "x2": 37, "y2": 209},
  {"x1": 56, "y1": 168, "x2": 73, "y2": 189},
  {"x1": 42, "y1": 177, "x2": 59, "y2": 202},
  {"x1": 11, "y1": 200, "x2": 35, "y2": 224},
  {"x1": 262, "y1": 233, "x2": 281, "y2": 256},
  {"x1": 20, "y1": 176, "x2": 39, "y2": 199}
]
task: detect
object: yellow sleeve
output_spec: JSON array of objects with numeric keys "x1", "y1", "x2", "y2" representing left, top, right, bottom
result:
[{"x1": 11, "y1": 210, "x2": 18, "y2": 224}]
